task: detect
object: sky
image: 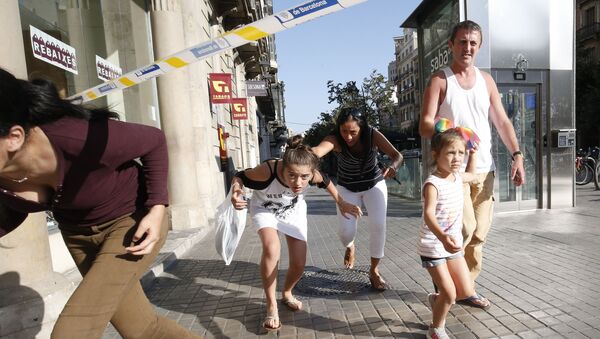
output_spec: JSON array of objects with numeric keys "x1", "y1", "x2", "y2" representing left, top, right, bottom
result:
[{"x1": 273, "y1": 0, "x2": 422, "y2": 134}]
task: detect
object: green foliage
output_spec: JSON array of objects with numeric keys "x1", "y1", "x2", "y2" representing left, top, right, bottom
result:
[
  {"x1": 576, "y1": 48, "x2": 600, "y2": 148},
  {"x1": 304, "y1": 111, "x2": 335, "y2": 146},
  {"x1": 303, "y1": 71, "x2": 419, "y2": 175},
  {"x1": 304, "y1": 70, "x2": 396, "y2": 146}
]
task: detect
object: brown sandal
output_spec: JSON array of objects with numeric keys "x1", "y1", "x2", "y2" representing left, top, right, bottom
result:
[{"x1": 344, "y1": 245, "x2": 355, "y2": 269}]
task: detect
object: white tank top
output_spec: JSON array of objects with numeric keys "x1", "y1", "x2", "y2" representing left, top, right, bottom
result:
[{"x1": 438, "y1": 67, "x2": 495, "y2": 173}]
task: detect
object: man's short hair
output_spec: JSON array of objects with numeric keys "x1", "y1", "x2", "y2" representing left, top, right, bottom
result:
[{"x1": 449, "y1": 20, "x2": 482, "y2": 46}]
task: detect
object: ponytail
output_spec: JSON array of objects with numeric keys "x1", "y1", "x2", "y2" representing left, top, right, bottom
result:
[
  {"x1": 0, "y1": 68, "x2": 119, "y2": 136},
  {"x1": 282, "y1": 135, "x2": 320, "y2": 171}
]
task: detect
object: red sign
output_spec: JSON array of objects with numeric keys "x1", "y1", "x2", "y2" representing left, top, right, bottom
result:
[
  {"x1": 209, "y1": 73, "x2": 232, "y2": 103},
  {"x1": 231, "y1": 98, "x2": 248, "y2": 120}
]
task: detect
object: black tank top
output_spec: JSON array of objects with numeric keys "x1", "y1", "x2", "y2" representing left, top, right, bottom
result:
[{"x1": 335, "y1": 127, "x2": 383, "y2": 192}]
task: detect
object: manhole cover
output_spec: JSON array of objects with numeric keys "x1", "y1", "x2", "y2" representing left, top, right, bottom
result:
[{"x1": 294, "y1": 266, "x2": 371, "y2": 296}]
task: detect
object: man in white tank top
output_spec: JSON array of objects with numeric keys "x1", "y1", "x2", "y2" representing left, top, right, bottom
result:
[{"x1": 419, "y1": 21, "x2": 525, "y2": 290}]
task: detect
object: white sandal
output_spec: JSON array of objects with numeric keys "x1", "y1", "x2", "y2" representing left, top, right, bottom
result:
[
  {"x1": 262, "y1": 314, "x2": 281, "y2": 331},
  {"x1": 281, "y1": 296, "x2": 303, "y2": 311}
]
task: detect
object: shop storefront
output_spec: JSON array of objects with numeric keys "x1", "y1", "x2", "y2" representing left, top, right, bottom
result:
[
  {"x1": 1, "y1": 1, "x2": 278, "y2": 336},
  {"x1": 403, "y1": 0, "x2": 575, "y2": 211},
  {"x1": 18, "y1": 0, "x2": 160, "y2": 126}
]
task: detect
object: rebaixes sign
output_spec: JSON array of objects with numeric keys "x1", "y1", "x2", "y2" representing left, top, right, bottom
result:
[{"x1": 30, "y1": 25, "x2": 78, "y2": 74}]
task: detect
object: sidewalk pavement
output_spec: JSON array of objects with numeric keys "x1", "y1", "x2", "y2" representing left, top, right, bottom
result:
[{"x1": 103, "y1": 184, "x2": 600, "y2": 339}]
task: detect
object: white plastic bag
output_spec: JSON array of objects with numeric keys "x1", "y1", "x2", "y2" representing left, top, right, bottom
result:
[{"x1": 215, "y1": 190, "x2": 247, "y2": 265}]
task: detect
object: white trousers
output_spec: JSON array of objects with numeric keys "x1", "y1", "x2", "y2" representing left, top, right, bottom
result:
[{"x1": 336, "y1": 179, "x2": 388, "y2": 259}]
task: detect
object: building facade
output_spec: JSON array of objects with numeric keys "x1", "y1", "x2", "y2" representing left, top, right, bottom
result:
[
  {"x1": 394, "y1": 28, "x2": 420, "y2": 132},
  {"x1": 383, "y1": 59, "x2": 399, "y2": 130},
  {"x1": 0, "y1": 0, "x2": 285, "y2": 337},
  {"x1": 577, "y1": 0, "x2": 600, "y2": 61}
]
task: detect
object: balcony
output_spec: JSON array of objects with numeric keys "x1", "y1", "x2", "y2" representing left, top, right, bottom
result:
[{"x1": 577, "y1": 22, "x2": 600, "y2": 42}]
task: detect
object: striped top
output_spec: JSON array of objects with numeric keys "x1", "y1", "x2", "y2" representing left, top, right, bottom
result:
[
  {"x1": 417, "y1": 173, "x2": 464, "y2": 258},
  {"x1": 334, "y1": 127, "x2": 383, "y2": 192}
]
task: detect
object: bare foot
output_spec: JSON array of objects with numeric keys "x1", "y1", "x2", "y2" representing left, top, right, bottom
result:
[
  {"x1": 344, "y1": 245, "x2": 355, "y2": 269},
  {"x1": 369, "y1": 272, "x2": 386, "y2": 291}
]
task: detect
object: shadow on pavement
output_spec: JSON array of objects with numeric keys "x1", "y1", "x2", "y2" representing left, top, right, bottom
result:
[
  {"x1": 0, "y1": 272, "x2": 44, "y2": 338},
  {"x1": 146, "y1": 259, "x2": 428, "y2": 337}
]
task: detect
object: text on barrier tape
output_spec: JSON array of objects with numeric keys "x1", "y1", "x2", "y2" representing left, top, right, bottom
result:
[{"x1": 68, "y1": 0, "x2": 367, "y2": 103}]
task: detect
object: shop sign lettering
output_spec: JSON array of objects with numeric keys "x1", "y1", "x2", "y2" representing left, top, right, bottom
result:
[{"x1": 30, "y1": 25, "x2": 78, "y2": 74}]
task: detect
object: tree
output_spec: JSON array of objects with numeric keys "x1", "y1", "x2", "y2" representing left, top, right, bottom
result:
[
  {"x1": 304, "y1": 70, "x2": 397, "y2": 146},
  {"x1": 325, "y1": 70, "x2": 396, "y2": 129},
  {"x1": 305, "y1": 70, "x2": 421, "y2": 151},
  {"x1": 304, "y1": 111, "x2": 335, "y2": 146},
  {"x1": 303, "y1": 71, "x2": 401, "y2": 175}
]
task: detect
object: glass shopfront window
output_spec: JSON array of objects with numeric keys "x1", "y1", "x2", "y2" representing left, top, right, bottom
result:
[
  {"x1": 19, "y1": 0, "x2": 160, "y2": 127},
  {"x1": 420, "y1": 0, "x2": 459, "y2": 82}
]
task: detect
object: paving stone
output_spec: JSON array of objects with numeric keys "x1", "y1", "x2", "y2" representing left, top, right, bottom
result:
[
  {"x1": 515, "y1": 330, "x2": 541, "y2": 338},
  {"x1": 100, "y1": 187, "x2": 600, "y2": 338}
]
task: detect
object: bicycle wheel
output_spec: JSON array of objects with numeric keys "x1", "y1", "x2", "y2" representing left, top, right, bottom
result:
[
  {"x1": 576, "y1": 162, "x2": 593, "y2": 185},
  {"x1": 595, "y1": 160, "x2": 600, "y2": 190}
]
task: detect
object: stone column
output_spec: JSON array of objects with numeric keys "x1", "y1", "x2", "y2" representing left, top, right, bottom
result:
[
  {"x1": 63, "y1": 1, "x2": 102, "y2": 95},
  {"x1": 150, "y1": 0, "x2": 203, "y2": 229},
  {"x1": 0, "y1": 3, "x2": 74, "y2": 338}
]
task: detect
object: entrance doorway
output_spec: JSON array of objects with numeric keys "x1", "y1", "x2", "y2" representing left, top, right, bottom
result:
[{"x1": 493, "y1": 85, "x2": 541, "y2": 211}]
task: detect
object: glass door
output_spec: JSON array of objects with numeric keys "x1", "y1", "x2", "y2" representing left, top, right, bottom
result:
[{"x1": 493, "y1": 85, "x2": 540, "y2": 211}]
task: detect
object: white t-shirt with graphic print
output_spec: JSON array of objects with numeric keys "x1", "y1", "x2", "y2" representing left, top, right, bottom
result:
[{"x1": 250, "y1": 172, "x2": 308, "y2": 241}]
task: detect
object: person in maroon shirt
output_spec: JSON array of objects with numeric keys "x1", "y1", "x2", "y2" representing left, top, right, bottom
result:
[{"x1": 0, "y1": 68, "x2": 201, "y2": 339}]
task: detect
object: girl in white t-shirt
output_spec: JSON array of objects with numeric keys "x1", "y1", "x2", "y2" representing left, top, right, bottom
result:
[
  {"x1": 231, "y1": 135, "x2": 362, "y2": 332},
  {"x1": 418, "y1": 123, "x2": 490, "y2": 339}
]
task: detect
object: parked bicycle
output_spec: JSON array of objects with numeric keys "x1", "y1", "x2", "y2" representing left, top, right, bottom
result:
[
  {"x1": 593, "y1": 146, "x2": 600, "y2": 190},
  {"x1": 576, "y1": 146, "x2": 600, "y2": 187},
  {"x1": 575, "y1": 148, "x2": 595, "y2": 185}
]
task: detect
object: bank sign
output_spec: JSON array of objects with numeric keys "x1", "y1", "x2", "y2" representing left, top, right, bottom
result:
[
  {"x1": 423, "y1": 42, "x2": 451, "y2": 80},
  {"x1": 30, "y1": 25, "x2": 78, "y2": 74}
]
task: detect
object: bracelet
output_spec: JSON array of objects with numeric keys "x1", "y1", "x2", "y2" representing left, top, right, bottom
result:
[{"x1": 511, "y1": 151, "x2": 523, "y2": 161}]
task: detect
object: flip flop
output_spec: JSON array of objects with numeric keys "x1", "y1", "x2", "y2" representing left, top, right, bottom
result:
[
  {"x1": 344, "y1": 246, "x2": 355, "y2": 269},
  {"x1": 262, "y1": 315, "x2": 281, "y2": 331},
  {"x1": 281, "y1": 296, "x2": 303, "y2": 311},
  {"x1": 457, "y1": 294, "x2": 491, "y2": 310},
  {"x1": 369, "y1": 274, "x2": 387, "y2": 291}
]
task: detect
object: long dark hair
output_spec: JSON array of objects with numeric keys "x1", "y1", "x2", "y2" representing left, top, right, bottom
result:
[
  {"x1": 0, "y1": 68, "x2": 119, "y2": 136},
  {"x1": 333, "y1": 107, "x2": 372, "y2": 159}
]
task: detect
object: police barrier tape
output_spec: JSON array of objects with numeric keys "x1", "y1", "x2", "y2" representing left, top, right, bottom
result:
[{"x1": 68, "y1": 0, "x2": 367, "y2": 103}]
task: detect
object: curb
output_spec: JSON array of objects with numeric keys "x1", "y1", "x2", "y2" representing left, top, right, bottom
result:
[{"x1": 140, "y1": 227, "x2": 211, "y2": 290}]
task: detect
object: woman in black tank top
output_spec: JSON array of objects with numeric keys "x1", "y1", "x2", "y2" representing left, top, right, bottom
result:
[{"x1": 312, "y1": 108, "x2": 403, "y2": 290}]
